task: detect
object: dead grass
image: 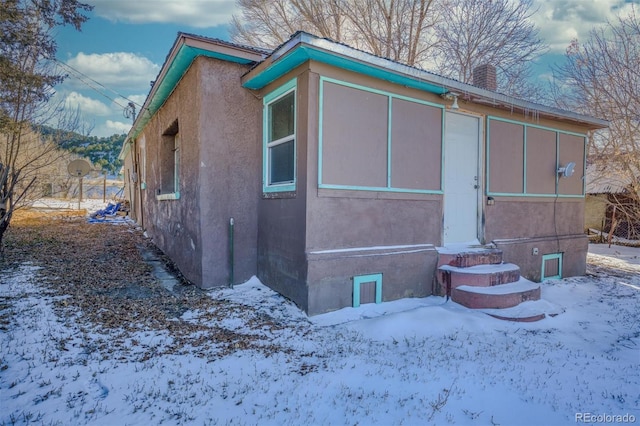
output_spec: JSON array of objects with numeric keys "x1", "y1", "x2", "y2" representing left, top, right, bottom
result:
[{"x1": 1, "y1": 209, "x2": 289, "y2": 360}]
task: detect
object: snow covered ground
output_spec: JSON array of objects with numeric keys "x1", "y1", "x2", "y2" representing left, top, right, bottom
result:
[
  {"x1": 29, "y1": 198, "x2": 113, "y2": 211},
  {"x1": 1, "y1": 244, "x2": 638, "y2": 425}
]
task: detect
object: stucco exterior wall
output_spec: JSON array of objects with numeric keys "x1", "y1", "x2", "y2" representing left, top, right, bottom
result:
[
  {"x1": 257, "y1": 68, "x2": 311, "y2": 312},
  {"x1": 196, "y1": 57, "x2": 261, "y2": 288},
  {"x1": 485, "y1": 198, "x2": 587, "y2": 279},
  {"x1": 303, "y1": 68, "x2": 441, "y2": 314},
  {"x1": 141, "y1": 62, "x2": 202, "y2": 285},
  {"x1": 140, "y1": 57, "x2": 260, "y2": 288},
  {"x1": 494, "y1": 235, "x2": 587, "y2": 282}
]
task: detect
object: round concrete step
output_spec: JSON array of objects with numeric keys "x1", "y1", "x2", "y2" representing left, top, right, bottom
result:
[
  {"x1": 440, "y1": 262, "x2": 521, "y2": 287},
  {"x1": 452, "y1": 278, "x2": 541, "y2": 309}
]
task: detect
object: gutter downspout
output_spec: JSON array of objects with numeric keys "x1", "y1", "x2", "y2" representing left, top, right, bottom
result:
[{"x1": 229, "y1": 217, "x2": 234, "y2": 288}]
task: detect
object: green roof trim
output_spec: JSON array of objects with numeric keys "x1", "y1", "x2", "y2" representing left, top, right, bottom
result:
[
  {"x1": 128, "y1": 44, "x2": 256, "y2": 142},
  {"x1": 242, "y1": 45, "x2": 448, "y2": 95}
]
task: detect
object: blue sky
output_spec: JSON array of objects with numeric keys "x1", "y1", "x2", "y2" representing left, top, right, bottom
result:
[{"x1": 52, "y1": 0, "x2": 639, "y2": 137}]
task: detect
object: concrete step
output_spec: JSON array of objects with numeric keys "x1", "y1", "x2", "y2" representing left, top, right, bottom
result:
[
  {"x1": 480, "y1": 299, "x2": 564, "y2": 322},
  {"x1": 452, "y1": 278, "x2": 541, "y2": 309},
  {"x1": 434, "y1": 247, "x2": 504, "y2": 296},
  {"x1": 439, "y1": 263, "x2": 521, "y2": 288},
  {"x1": 437, "y1": 248, "x2": 503, "y2": 268}
]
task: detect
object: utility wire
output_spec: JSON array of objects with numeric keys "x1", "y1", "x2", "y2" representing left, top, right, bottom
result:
[
  {"x1": 54, "y1": 61, "x2": 129, "y2": 110},
  {"x1": 53, "y1": 58, "x2": 144, "y2": 110}
]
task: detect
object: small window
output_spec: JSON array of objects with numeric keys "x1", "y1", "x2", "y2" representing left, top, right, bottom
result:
[
  {"x1": 263, "y1": 79, "x2": 296, "y2": 192},
  {"x1": 158, "y1": 120, "x2": 180, "y2": 200},
  {"x1": 139, "y1": 135, "x2": 147, "y2": 190}
]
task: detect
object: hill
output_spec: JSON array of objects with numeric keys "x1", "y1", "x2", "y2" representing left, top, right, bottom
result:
[{"x1": 37, "y1": 126, "x2": 125, "y2": 175}]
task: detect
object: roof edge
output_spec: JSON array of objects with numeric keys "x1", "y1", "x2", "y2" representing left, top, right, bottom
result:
[
  {"x1": 243, "y1": 31, "x2": 608, "y2": 130},
  {"x1": 124, "y1": 32, "x2": 267, "y2": 145}
]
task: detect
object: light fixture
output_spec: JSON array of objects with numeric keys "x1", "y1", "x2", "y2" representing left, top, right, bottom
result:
[
  {"x1": 451, "y1": 94, "x2": 459, "y2": 110},
  {"x1": 557, "y1": 162, "x2": 576, "y2": 178},
  {"x1": 440, "y1": 92, "x2": 459, "y2": 110}
]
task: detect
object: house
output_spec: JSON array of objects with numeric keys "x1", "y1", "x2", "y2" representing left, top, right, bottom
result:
[{"x1": 120, "y1": 31, "x2": 607, "y2": 318}]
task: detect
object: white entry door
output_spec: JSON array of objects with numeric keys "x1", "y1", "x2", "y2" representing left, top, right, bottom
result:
[{"x1": 443, "y1": 112, "x2": 480, "y2": 244}]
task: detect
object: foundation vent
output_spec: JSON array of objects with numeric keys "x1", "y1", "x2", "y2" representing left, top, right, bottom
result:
[
  {"x1": 352, "y1": 273, "x2": 382, "y2": 307},
  {"x1": 541, "y1": 253, "x2": 563, "y2": 280}
]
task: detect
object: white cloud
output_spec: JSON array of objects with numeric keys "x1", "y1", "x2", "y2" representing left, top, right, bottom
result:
[
  {"x1": 87, "y1": 0, "x2": 238, "y2": 28},
  {"x1": 530, "y1": 0, "x2": 634, "y2": 53},
  {"x1": 104, "y1": 120, "x2": 132, "y2": 135},
  {"x1": 64, "y1": 91, "x2": 112, "y2": 116},
  {"x1": 66, "y1": 52, "x2": 160, "y2": 90}
]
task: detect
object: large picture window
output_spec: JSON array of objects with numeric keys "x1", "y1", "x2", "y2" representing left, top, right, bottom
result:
[
  {"x1": 319, "y1": 77, "x2": 443, "y2": 194},
  {"x1": 487, "y1": 117, "x2": 586, "y2": 197},
  {"x1": 264, "y1": 79, "x2": 296, "y2": 192}
]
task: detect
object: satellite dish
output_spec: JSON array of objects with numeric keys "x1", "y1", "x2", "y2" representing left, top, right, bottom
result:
[
  {"x1": 557, "y1": 162, "x2": 576, "y2": 178},
  {"x1": 67, "y1": 159, "x2": 92, "y2": 177}
]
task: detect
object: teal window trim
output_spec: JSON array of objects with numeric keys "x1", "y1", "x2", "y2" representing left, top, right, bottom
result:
[
  {"x1": 486, "y1": 116, "x2": 587, "y2": 198},
  {"x1": 485, "y1": 192, "x2": 583, "y2": 199},
  {"x1": 523, "y1": 126, "x2": 528, "y2": 193},
  {"x1": 485, "y1": 116, "x2": 492, "y2": 196},
  {"x1": 387, "y1": 97, "x2": 393, "y2": 188},
  {"x1": 319, "y1": 184, "x2": 442, "y2": 194},
  {"x1": 263, "y1": 78, "x2": 297, "y2": 193},
  {"x1": 318, "y1": 77, "x2": 324, "y2": 188},
  {"x1": 318, "y1": 76, "x2": 445, "y2": 194},
  {"x1": 582, "y1": 135, "x2": 588, "y2": 196},
  {"x1": 353, "y1": 273, "x2": 383, "y2": 308},
  {"x1": 156, "y1": 192, "x2": 180, "y2": 201},
  {"x1": 319, "y1": 76, "x2": 444, "y2": 109},
  {"x1": 174, "y1": 132, "x2": 180, "y2": 196},
  {"x1": 555, "y1": 131, "x2": 560, "y2": 195},
  {"x1": 440, "y1": 107, "x2": 446, "y2": 191},
  {"x1": 158, "y1": 126, "x2": 180, "y2": 200},
  {"x1": 488, "y1": 116, "x2": 587, "y2": 137},
  {"x1": 541, "y1": 253, "x2": 563, "y2": 280}
]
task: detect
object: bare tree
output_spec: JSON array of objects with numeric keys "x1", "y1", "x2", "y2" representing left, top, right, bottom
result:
[
  {"x1": 231, "y1": 0, "x2": 346, "y2": 47},
  {"x1": 232, "y1": 0, "x2": 548, "y2": 98},
  {"x1": 2, "y1": 125, "x2": 81, "y2": 201},
  {"x1": 231, "y1": 0, "x2": 440, "y2": 67},
  {"x1": 431, "y1": 0, "x2": 547, "y2": 99},
  {"x1": 231, "y1": 0, "x2": 302, "y2": 47},
  {"x1": 553, "y1": 9, "x2": 640, "y2": 239},
  {"x1": 0, "y1": 0, "x2": 92, "y2": 248},
  {"x1": 342, "y1": 0, "x2": 439, "y2": 66}
]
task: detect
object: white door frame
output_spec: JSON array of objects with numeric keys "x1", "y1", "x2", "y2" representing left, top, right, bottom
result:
[{"x1": 442, "y1": 110, "x2": 485, "y2": 245}]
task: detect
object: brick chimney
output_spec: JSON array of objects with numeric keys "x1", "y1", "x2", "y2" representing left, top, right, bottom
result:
[{"x1": 473, "y1": 64, "x2": 497, "y2": 91}]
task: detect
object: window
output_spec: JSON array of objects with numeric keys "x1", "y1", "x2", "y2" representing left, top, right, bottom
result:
[
  {"x1": 264, "y1": 79, "x2": 296, "y2": 192},
  {"x1": 139, "y1": 135, "x2": 147, "y2": 190},
  {"x1": 158, "y1": 120, "x2": 180, "y2": 200},
  {"x1": 318, "y1": 77, "x2": 444, "y2": 194},
  {"x1": 487, "y1": 117, "x2": 586, "y2": 198}
]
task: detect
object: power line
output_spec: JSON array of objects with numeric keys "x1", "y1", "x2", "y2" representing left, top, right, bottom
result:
[
  {"x1": 54, "y1": 60, "x2": 129, "y2": 110},
  {"x1": 53, "y1": 58, "x2": 145, "y2": 110}
]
